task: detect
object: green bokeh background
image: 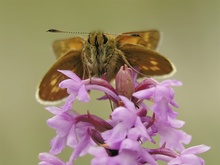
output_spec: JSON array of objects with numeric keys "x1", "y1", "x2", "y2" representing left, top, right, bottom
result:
[{"x1": 1, "y1": 0, "x2": 219, "y2": 164}]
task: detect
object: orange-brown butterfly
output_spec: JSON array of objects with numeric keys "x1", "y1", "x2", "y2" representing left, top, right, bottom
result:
[{"x1": 36, "y1": 29, "x2": 176, "y2": 104}]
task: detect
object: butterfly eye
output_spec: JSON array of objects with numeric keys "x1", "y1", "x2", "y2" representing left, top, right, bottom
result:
[
  {"x1": 131, "y1": 34, "x2": 140, "y2": 37},
  {"x1": 87, "y1": 37, "x2": 91, "y2": 44},
  {"x1": 102, "y1": 34, "x2": 108, "y2": 44}
]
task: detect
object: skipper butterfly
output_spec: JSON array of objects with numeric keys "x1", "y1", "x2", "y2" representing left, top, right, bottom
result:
[{"x1": 36, "y1": 29, "x2": 176, "y2": 104}]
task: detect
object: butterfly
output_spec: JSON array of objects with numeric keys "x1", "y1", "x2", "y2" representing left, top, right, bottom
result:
[{"x1": 36, "y1": 29, "x2": 176, "y2": 104}]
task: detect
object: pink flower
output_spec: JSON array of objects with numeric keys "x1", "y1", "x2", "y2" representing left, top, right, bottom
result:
[
  {"x1": 39, "y1": 65, "x2": 210, "y2": 165},
  {"x1": 168, "y1": 145, "x2": 210, "y2": 165},
  {"x1": 38, "y1": 153, "x2": 72, "y2": 165}
]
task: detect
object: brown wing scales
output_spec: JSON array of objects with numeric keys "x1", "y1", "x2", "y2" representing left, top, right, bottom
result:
[
  {"x1": 119, "y1": 44, "x2": 175, "y2": 77},
  {"x1": 52, "y1": 37, "x2": 84, "y2": 59},
  {"x1": 116, "y1": 30, "x2": 160, "y2": 50},
  {"x1": 37, "y1": 50, "x2": 88, "y2": 103}
]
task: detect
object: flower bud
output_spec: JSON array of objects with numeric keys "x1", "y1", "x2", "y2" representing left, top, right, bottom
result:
[{"x1": 116, "y1": 65, "x2": 135, "y2": 99}]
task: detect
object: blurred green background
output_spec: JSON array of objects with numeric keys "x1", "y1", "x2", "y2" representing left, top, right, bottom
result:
[{"x1": 1, "y1": 0, "x2": 219, "y2": 164}]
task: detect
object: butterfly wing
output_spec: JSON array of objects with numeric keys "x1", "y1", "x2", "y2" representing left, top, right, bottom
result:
[
  {"x1": 118, "y1": 44, "x2": 176, "y2": 78},
  {"x1": 52, "y1": 37, "x2": 84, "y2": 59},
  {"x1": 36, "y1": 50, "x2": 89, "y2": 104},
  {"x1": 116, "y1": 30, "x2": 160, "y2": 50}
]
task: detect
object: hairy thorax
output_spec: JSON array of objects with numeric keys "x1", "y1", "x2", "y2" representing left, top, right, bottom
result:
[{"x1": 82, "y1": 31, "x2": 121, "y2": 80}]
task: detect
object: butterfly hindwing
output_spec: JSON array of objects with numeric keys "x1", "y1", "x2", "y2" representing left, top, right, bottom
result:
[
  {"x1": 119, "y1": 44, "x2": 175, "y2": 77},
  {"x1": 37, "y1": 50, "x2": 88, "y2": 104}
]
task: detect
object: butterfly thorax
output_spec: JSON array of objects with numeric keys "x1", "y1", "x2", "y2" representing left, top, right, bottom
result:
[{"x1": 82, "y1": 32, "x2": 118, "y2": 79}]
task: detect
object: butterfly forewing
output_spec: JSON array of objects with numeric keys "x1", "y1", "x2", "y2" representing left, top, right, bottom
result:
[
  {"x1": 52, "y1": 37, "x2": 84, "y2": 59},
  {"x1": 116, "y1": 30, "x2": 160, "y2": 50}
]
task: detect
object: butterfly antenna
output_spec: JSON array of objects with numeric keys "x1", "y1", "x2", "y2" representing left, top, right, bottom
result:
[
  {"x1": 105, "y1": 32, "x2": 119, "y2": 36},
  {"x1": 47, "y1": 29, "x2": 88, "y2": 35}
]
